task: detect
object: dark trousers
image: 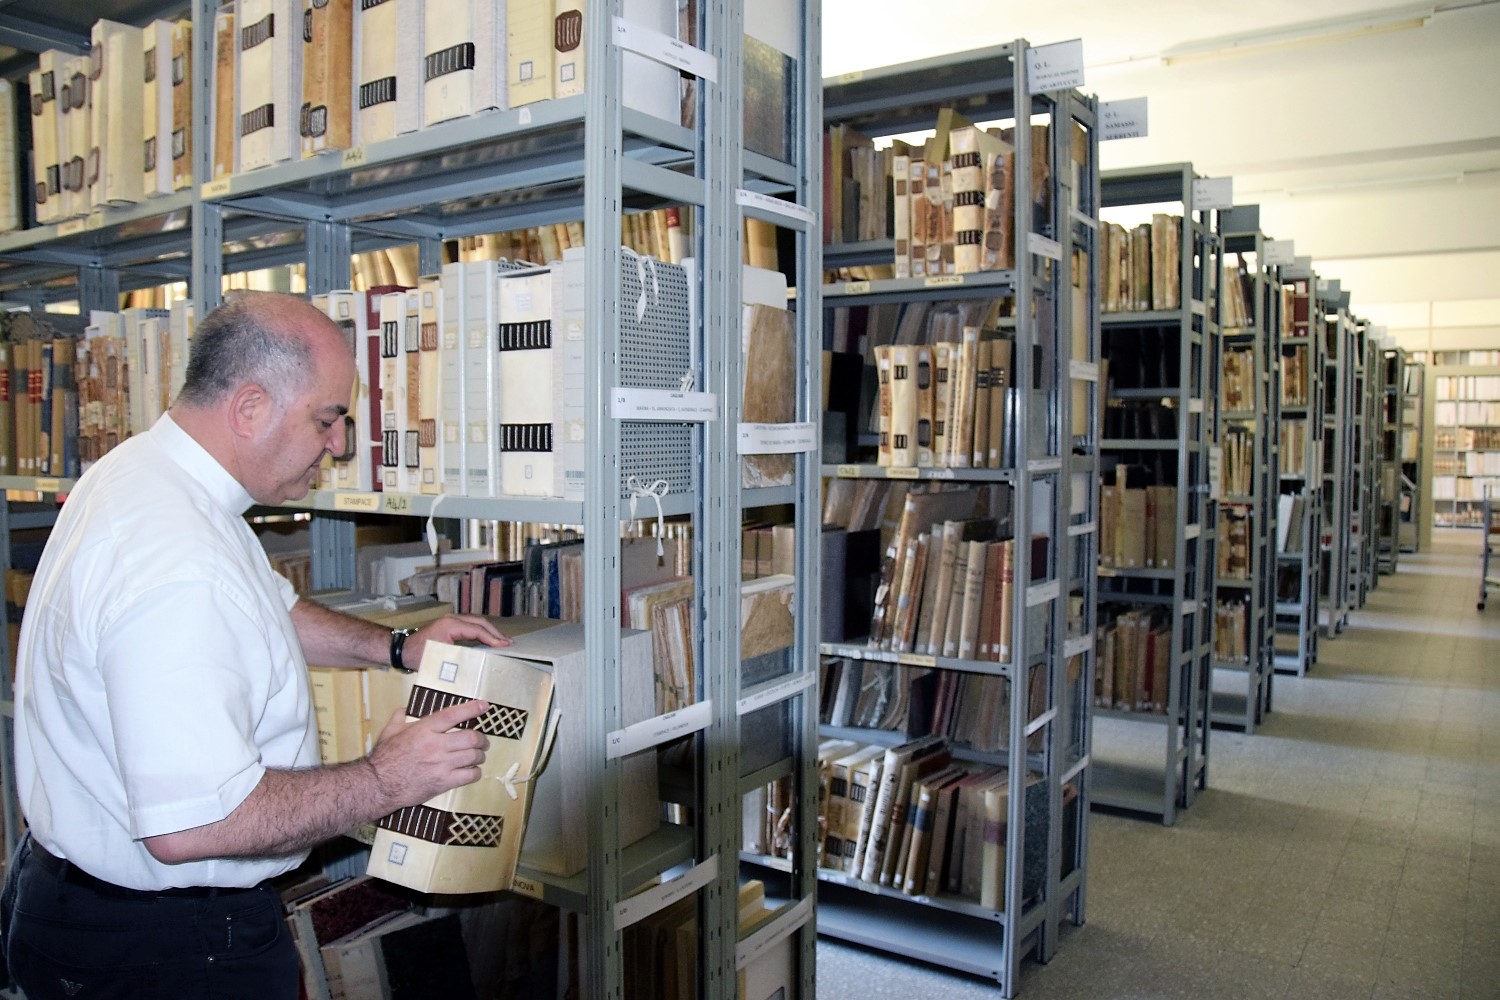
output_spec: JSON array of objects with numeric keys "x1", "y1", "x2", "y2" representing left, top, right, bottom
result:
[{"x1": 3, "y1": 835, "x2": 300, "y2": 1000}]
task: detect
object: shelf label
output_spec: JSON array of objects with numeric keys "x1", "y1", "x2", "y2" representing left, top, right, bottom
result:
[
  {"x1": 737, "y1": 421, "x2": 818, "y2": 455},
  {"x1": 1099, "y1": 98, "x2": 1148, "y2": 141},
  {"x1": 1027, "y1": 39, "x2": 1085, "y2": 92},
  {"x1": 201, "y1": 177, "x2": 232, "y2": 199},
  {"x1": 1183, "y1": 599, "x2": 1200, "y2": 615},
  {"x1": 58, "y1": 217, "x2": 87, "y2": 237},
  {"x1": 341, "y1": 145, "x2": 367, "y2": 168},
  {"x1": 607, "y1": 699, "x2": 712, "y2": 759},
  {"x1": 613, "y1": 16, "x2": 718, "y2": 82},
  {"x1": 923, "y1": 274, "x2": 965, "y2": 288},
  {"x1": 1185, "y1": 524, "x2": 1201, "y2": 540},
  {"x1": 925, "y1": 468, "x2": 956, "y2": 480},
  {"x1": 1191, "y1": 177, "x2": 1234, "y2": 212},
  {"x1": 1263, "y1": 239, "x2": 1295, "y2": 266},
  {"x1": 736, "y1": 188, "x2": 816, "y2": 227},
  {"x1": 34, "y1": 478, "x2": 61, "y2": 494},
  {"x1": 333, "y1": 492, "x2": 381, "y2": 512},
  {"x1": 1028, "y1": 457, "x2": 1063, "y2": 474},
  {"x1": 1063, "y1": 634, "x2": 1095, "y2": 659},
  {"x1": 509, "y1": 875, "x2": 544, "y2": 900},
  {"x1": 1188, "y1": 398, "x2": 1205, "y2": 413},
  {"x1": 835, "y1": 464, "x2": 861, "y2": 479},
  {"x1": 736, "y1": 896, "x2": 814, "y2": 970},
  {"x1": 518, "y1": 107, "x2": 533, "y2": 126},
  {"x1": 1208, "y1": 445, "x2": 1223, "y2": 501},
  {"x1": 886, "y1": 466, "x2": 920, "y2": 480},
  {"x1": 737, "y1": 672, "x2": 816, "y2": 716},
  {"x1": 1027, "y1": 232, "x2": 1063, "y2": 261},
  {"x1": 381, "y1": 492, "x2": 416, "y2": 514},
  {"x1": 1067, "y1": 521, "x2": 1096, "y2": 537},
  {"x1": 611, "y1": 387, "x2": 717, "y2": 422},
  {"x1": 904, "y1": 653, "x2": 937, "y2": 668},
  {"x1": 842, "y1": 280, "x2": 870, "y2": 295},
  {"x1": 1069, "y1": 360, "x2": 1099, "y2": 382},
  {"x1": 1098, "y1": 567, "x2": 1118, "y2": 577},
  {"x1": 614, "y1": 855, "x2": 719, "y2": 930},
  {"x1": 1026, "y1": 580, "x2": 1061, "y2": 606}
]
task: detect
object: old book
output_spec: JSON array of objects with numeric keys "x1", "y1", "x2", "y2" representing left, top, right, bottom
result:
[
  {"x1": 873, "y1": 344, "x2": 893, "y2": 467},
  {"x1": 236, "y1": 1, "x2": 301, "y2": 171},
  {"x1": 553, "y1": 0, "x2": 584, "y2": 99},
  {"x1": 309, "y1": 667, "x2": 366, "y2": 764},
  {"x1": 873, "y1": 737, "x2": 949, "y2": 886},
  {"x1": 436, "y1": 262, "x2": 467, "y2": 494},
  {"x1": 53, "y1": 56, "x2": 85, "y2": 219},
  {"x1": 507, "y1": 0, "x2": 554, "y2": 106},
  {"x1": 169, "y1": 20, "x2": 193, "y2": 188},
  {"x1": 211, "y1": 6, "x2": 237, "y2": 179},
  {"x1": 377, "y1": 292, "x2": 406, "y2": 491},
  {"x1": 300, "y1": 0, "x2": 354, "y2": 157},
  {"x1": 458, "y1": 260, "x2": 500, "y2": 496},
  {"x1": 954, "y1": 538, "x2": 989, "y2": 661},
  {"x1": 1119, "y1": 487, "x2": 1147, "y2": 568},
  {"x1": 1147, "y1": 485, "x2": 1177, "y2": 569},
  {"x1": 986, "y1": 334, "x2": 1012, "y2": 469},
  {"x1": 422, "y1": 0, "x2": 504, "y2": 127},
  {"x1": 948, "y1": 325, "x2": 979, "y2": 467},
  {"x1": 980, "y1": 139, "x2": 1016, "y2": 271},
  {"x1": 994, "y1": 538, "x2": 1015, "y2": 662},
  {"x1": 907, "y1": 150, "x2": 927, "y2": 278},
  {"x1": 871, "y1": 488, "x2": 983, "y2": 649},
  {"x1": 930, "y1": 341, "x2": 955, "y2": 467},
  {"x1": 30, "y1": 54, "x2": 61, "y2": 224},
  {"x1": 970, "y1": 337, "x2": 992, "y2": 470},
  {"x1": 355, "y1": 0, "x2": 423, "y2": 144},
  {"x1": 414, "y1": 275, "x2": 442, "y2": 494},
  {"x1": 845, "y1": 749, "x2": 886, "y2": 876},
  {"x1": 91, "y1": 21, "x2": 145, "y2": 206},
  {"x1": 496, "y1": 265, "x2": 564, "y2": 497},
  {"x1": 741, "y1": 266, "x2": 795, "y2": 488},
  {"x1": 978, "y1": 776, "x2": 1012, "y2": 909},
  {"x1": 898, "y1": 762, "x2": 963, "y2": 895},
  {"x1": 888, "y1": 343, "x2": 916, "y2": 467}
]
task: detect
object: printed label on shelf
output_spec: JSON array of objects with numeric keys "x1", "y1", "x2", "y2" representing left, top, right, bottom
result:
[
  {"x1": 737, "y1": 421, "x2": 818, "y2": 455},
  {"x1": 1098, "y1": 566, "x2": 1118, "y2": 577},
  {"x1": 1027, "y1": 232, "x2": 1063, "y2": 261},
  {"x1": 1208, "y1": 445, "x2": 1223, "y2": 500},
  {"x1": 1063, "y1": 634, "x2": 1095, "y2": 659},
  {"x1": 341, "y1": 146, "x2": 367, "y2": 168},
  {"x1": 34, "y1": 478, "x2": 61, "y2": 494},
  {"x1": 1069, "y1": 360, "x2": 1099, "y2": 382},
  {"x1": 1185, "y1": 524, "x2": 1201, "y2": 539},
  {"x1": 736, "y1": 188, "x2": 816, "y2": 227},
  {"x1": 886, "y1": 466, "x2": 920, "y2": 480},
  {"x1": 842, "y1": 280, "x2": 871, "y2": 295},
  {"x1": 613, "y1": 16, "x2": 718, "y2": 82},
  {"x1": 509, "y1": 875, "x2": 544, "y2": 900},
  {"x1": 1183, "y1": 599, "x2": 1200, "y2": 615},
  {"x1": 736, "y1": 896, "x2": 814, "y2": 970},
  {"x1": 1027, "y1": 38, "x2": 1085, "y2": 92},
  {"x1": 614, "y1": 855, "x2": 719, "y2": 931},
  {"x1": 381, "y1": 493, "x2": 416, "y2": 515},
  {"x1": 926, "y1": 468, "x2": 956, "y2": 480},
  {"x1": 835, "y1": 464, "x2": 861, "y2": 478},
  {"x1": 923, "y1": 274, "x2": 965, "y2": 288},
  {"x1": 58, "y1": 217, "x2": 87, "y2": 237},
  {"x1": 904, "y1": 653, "x2": 937, "y2": 668},
  {"x1": 737, "y1": 672, "x2": 816, "y2": 716},
  {"x1": 1188, "y1": 398, "x2": 1205, "y2": 413},
  {"x1": 1028, "y1": 457, "x2": 1063, "y2": 473},
  {"x1": 1067, "y1": 520, "x2": 1096, "y2": 537},
  {"x1": 333, "y1": 492, "x2": 381, "y2": 512},
  {"x1": 611, "y1": 388, "x2": 718, "y2": 422},
  {"x1": 1263, "y1": 239, "x2": 1295, "y2": 266},
  {"x1": 1062, "y1": 754, "x2": 1091, "y2": 785},
  {"x1": 201, "y1": 177, "x2": 232, "y2": 199},
  {"x1": 1099, "y1": 97, "x2": 1148, "y2": 140},
  {"x1": 607, "y1": 699, "x2": 713, "y2": 759},
  {"x1": 1191, "y1": 177, "x2": 1234, "y2": 212},
  {"x1": 1026, "y1": 580, "x2": 1061, "y2": 606}
]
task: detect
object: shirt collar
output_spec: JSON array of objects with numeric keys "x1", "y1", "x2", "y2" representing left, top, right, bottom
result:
[{"x1": 150, "y1": 412, "x2": 257, "y2": 516}]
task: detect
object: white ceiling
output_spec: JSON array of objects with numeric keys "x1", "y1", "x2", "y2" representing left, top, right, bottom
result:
[{"x1": 822, "y1": 0, "x2": 1500, "y2": 340}]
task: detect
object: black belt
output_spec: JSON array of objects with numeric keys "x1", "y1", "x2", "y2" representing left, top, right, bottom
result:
[{"x1": 28, "y1": 839, "x2": 269, "y2": 901}]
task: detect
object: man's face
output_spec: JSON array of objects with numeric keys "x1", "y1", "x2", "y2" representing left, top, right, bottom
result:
[{"x1": 245, "y1": 338, "x2": 355, "y2": 505}]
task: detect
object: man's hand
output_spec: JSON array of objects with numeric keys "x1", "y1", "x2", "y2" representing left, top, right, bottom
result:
[
  {"x1": 367, "y1": 697, "x2": 492, "y2": 809},
  {"x1": 402, "y1": 614, "x2": 510, "y2": 671}
]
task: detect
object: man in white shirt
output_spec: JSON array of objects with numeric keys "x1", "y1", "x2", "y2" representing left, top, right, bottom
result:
[{"x1": 4, "y1": 293, "x2": 507, "y2": 998}]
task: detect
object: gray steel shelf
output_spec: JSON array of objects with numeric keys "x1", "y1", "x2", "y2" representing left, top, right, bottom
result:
[{"x1": 820, "y1": 464, "x2": 1017, "y2": 483}]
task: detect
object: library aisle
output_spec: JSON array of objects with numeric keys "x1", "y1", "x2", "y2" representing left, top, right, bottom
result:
[{"x1": 818, "y1": 532, "x2": 1500, "y2": 1000}]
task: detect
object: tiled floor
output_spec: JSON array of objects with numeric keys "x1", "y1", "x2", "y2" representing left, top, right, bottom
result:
[{"x1": 817, "y1": 532, "x2": 1500, "y2": 999}]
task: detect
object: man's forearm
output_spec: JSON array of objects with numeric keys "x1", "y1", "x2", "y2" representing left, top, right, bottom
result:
[{"x1": 290, "y1": 598, "x2": 389, "y2": 667}]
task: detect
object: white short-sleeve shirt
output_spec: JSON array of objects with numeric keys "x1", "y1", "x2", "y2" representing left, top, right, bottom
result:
[{"x1": 15, "y1": 413, "x2": 319, "y2": 890}]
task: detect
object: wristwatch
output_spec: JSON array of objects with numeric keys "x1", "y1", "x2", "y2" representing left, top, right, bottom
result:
[{"x1": 389, "y1": 627, "x2": 418, "y2": 672}]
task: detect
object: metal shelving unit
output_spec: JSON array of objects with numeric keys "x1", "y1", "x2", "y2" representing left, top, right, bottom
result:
[
  {"x1": 1377, "y1": 342, "x2": 1403, "y2": 574},
  {"x1": 1094, "y1": 164, "x2": 1218, "y2": 825},
  {"x1": 1210, "y1": 208, "x2": 1278, "y2": 732},
  {"x1": 1400, "y1": 359, "x2": 1425, "y2": 553},
  {"x1": 3, "y1": 3, "x2": 827, "y2": 997},
  {"x1": 1429, "y1": 362, "x2": 1500, "y2": 531},
  {"x1": 792, "y1": 43, "x2": 1099, "y2": 997},
  {"x1": 1273, "y1": 261, "x2": 1322, "y2": 675},
  {"x1": 1351, "y1": 320, "x2": 1380, "y2": 603},
  {"x1": 1317, "y1": 280, "x2": 1356, "y2": 637}
]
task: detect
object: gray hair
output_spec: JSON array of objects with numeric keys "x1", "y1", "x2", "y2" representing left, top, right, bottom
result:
[{"x1": 175, "y1": 294, "x2": 317, "y2": 408}]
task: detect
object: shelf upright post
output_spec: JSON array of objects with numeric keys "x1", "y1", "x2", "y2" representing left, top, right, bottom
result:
[
  {"x1": 1400, "y1": 357, "x2": 1424, "y2": 552},
  {"x1": 191, "y1": 0, "x2": 222, "y2": 319},
  {"x1": 77, "y1": 265, "x2": 121, "y2": 316}
]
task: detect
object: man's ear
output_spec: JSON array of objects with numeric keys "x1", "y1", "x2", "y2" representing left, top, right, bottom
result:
[{"x1": 227, "y1": 382, "x2": 273, "y2": 439}]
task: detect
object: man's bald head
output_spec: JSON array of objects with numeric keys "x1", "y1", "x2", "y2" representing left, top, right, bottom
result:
[{"x1": 176, "y1": 292, "x2": 350, "y2": 410}]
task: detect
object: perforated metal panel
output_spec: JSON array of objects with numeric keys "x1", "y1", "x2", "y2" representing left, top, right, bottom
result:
[{"x1": 618, "y1": 254, "x2": 696, "y2": 500}]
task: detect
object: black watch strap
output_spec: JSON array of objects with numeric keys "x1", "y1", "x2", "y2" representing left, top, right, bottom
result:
[{"x1": 389, "y1": 627, "x2": 418, "y2": 672}]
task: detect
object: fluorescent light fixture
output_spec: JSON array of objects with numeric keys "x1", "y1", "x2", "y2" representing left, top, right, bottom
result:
[{"x1": 1159, "y1": 4, "x2": 1436, "y2": 64}]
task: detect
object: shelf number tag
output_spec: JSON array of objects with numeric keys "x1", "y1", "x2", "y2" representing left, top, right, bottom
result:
[
  {"x1": 1192, "y1": 177, "x2": 1234, "y2": 212},
  {"x1": 923, "y1": 275, "x2": 964, "y2": 288},
  {"x1": 736, "y1": 188, "x2": 816, "y2": 227},
  {"x1": 34, "y1": 478, "x2": 62, "y2": 494},
  {"x1": 843, "y1": 281, "x2": 870, "y2": 296},
  {"x1": 737, "y1": 422, "x2": 818, "y2": 455},
  {"x1": 614, "y1": 856, "x2": 718, "y2": 931},
  {"x1": 1100, "y1": 98, "x2": 1148, "y2": 141},
  {"x1": 1027, "y1": 232, "x2": 1063, "y2": 261},
  {"x1": 610, "y1": 388, "x2": 718, "y2": 422},
  {"x1": 1263, "y1": 239, "x2": 1295, "y2": 266},
  {"x1": 333, "y1": 492, "x2": 380, "y2": 512},
  {"x1": 341, "y1": 146, "x2": 367, "y2": 168},
  {"x1": 886, "y1": 466, "x2": 920, "y2": 480},
  {"x1": 737, "y1": 673, "x2": 816, "y2": 716},
  {"x1": 613, "y1": 16, "x2": 718, "y2": 82},
  {"x1": 607, "y1": 699, "x2": 713, "y2": 759},
  {"x1": 381, "y1": 492, "x2": 413, "y2": 514},
  {"x1": 1027, "y1": 39, "x2": 1085, "y2": 92},
  {"x1": 509, "y1": 875, "x2": 544, "y2": 900},
  {"x1": 835, "y1": 464, "x2": 861, "y2": 479},
  {"x1": 58, "y1": 218, "x2": 87, "y2": 237},
  {"x1": 201, "y1": 177, "x2": 232, "y2": 199}
]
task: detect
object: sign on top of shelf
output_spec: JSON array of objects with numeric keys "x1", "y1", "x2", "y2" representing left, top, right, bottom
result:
[
  {"x1": 1099, "y1": 98, "x2": 1148, "y2": 141},
  {"x1": 1191, "y1": 177, "x2": 1234, "y2": 212},
  {"x1": 1027, "y1": 39, "x2": 1085, "y2": 92},
  {"x1": 613, "y1": 16, "x2": 718, "y2": 82},
  {"x1": 1263, "y1": 239, "x2": 1296, "y2": 266}
]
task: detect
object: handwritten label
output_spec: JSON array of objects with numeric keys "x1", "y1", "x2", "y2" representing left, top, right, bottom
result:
[
  {"x1": 614, "y1": 856, "x2": 718, "y2": 930},
  {"x1": 381, "y1": 492, "x2": 414, "y2": 514},
  {"x1": 333, "y1": 492, "x2": 381, "y2": 512},
  {"x1": 58, "y1": 218, "x2": 87, "y2": 237},
  {"x1": 737, "y1": 422, "x2": 818, "y2": 455},
  {"x1": 1263, "y1": 239, "x2": 1295, "y2": 266},
  {"x1": 736, "y1": 896, "x2": 814, "y2": 970},
  {"x1": 610, "y1": 388, "x2": 717, "y2": 422},
  {"x1": 1063, "y1": 634, "x2": 1095, "y2": 659},
  {"x1": 835, "y1": 464, "x2": 861, "y2": 478},
  {"x1": 737, "y1": 673, "x2": 816, "y2": 717},
  {"x1": 613, "y1": 16, "x2": 718, "y2": 82},
  {"x1": 1100, "y1": 98, "x2": 1148, "y2": 140},
  {"x1": 905, "y1": 653, "x2": 937, "y2": 668},
  {"x1": 201, "y1": 177, "x2": 232, "y2": 199},
  {"x1": 1026, "y1": 580, "x2": 1061, "y2": 606},
  {"x1": 842, "y1": 281, "x2": 870, "y2": 295},
  {"x1": 1027, "y1": 39, "x2": 1085, "y2": 92},
  {"x1": 1028, "y1": 232, "x2": 1063, "y2": 261},
  {"x1": 34, "y1": 478, "x2": 62, "y2": 493},
  {"x1": 607, "y1": 699, "x2": 712, "y2": 759},
  {"x1": 1192, "y1": 177, "x2": 1234, "y2": 212},
  {"x1": 341, "y1": 145, "x2": 367, "y2": 167},
  {"x1": 923, "y1": 274, "x2": 964, "y2": 288},
  {"x1": 886, "y1": 466, "x2": 920, "y2": 480},
  {"x1": 736, "y1": 188, "x2": 816, "y2": 227},
  {"x1": 509, "y1": 875, "x2": 544, "y2": 900}
]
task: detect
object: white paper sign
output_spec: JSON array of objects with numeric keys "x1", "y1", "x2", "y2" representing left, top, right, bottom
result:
[
  {"x1": 1027, "y1": 39, "x2": 1085, "y2": 92},
  {"x1": 737, "y1": 672, "x2": 816, "y2": 717},
  {"x1": 614, "y1": 856, "x2": 719, "y2": 930},
  {"x1": 1063, "y1": 634, "x2": 1095, "y2": 659},
  {"x1": 736, "y1": 188, "x2": 816, "y2": 227},
  {"x1": 1192, "y1": 177, "x2": 1234, "y2": 212},
  {"x1": 1100, "y1": 98, "x2": 1148, "y2": 141},
  {"x1": 607, "y1": 699, "x2": 713, "y2": 759},
  {"x1": 613, "y1": 16, "x2": 718, "y2": 82},
  {"x1": 737, "y1": 421, "x2": 818, "y2": 455},
  {"x1": 1026, "y1": 580, "x2": 1061, "y2": 607},
  {"x1": 736, "y1": 896, "x2": 814, "y2": 969},
  {"x1": 1208, "y1": 445, "x2": 1223, "y2": 501},
  {"x1": 1263, "y1": 239, "x2": 1295, "y2": 266},
  {"x1": 1069, "y1": 360, "x2": 1099, "y2": 382},
  {"x1": 611, "y1": 387, "x2": 718, "y2": 422},
  {"x1": 1028, "y1": 232, "x2": 1063, "y2": 261}
]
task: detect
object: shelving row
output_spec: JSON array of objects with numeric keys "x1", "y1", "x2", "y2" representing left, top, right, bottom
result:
[
  {"x1": 1317, "y1": 280, "x2": 1358, "y2": 637},
  {"x1": 1429, "y1": 363, "x2": 1500, "y2": 529},
  {"x1": 1400, "y1": 358, "x2": 1425, "y2": 553},
  {"x1": 1377, "y1": 342, "x2": 1403, "y2": 574}
]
